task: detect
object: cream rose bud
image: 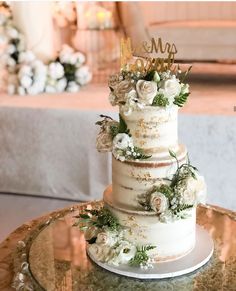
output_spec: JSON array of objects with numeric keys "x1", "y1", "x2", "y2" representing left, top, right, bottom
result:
[
  {"x1": 153, "y1": 71, "x2": 161, "y2": 83},
  {"x1": 150, "y1": 192, "x2": 169, "y2": 214},
  {"x1": 114, "y1": 80, "x2": 134, "y2": 102},
  {"x1": 113, "y1": 133, "x2": 133, "y2": 150},
  {"x1": 159, "y1": 76, "x2": 181, "y2": 100},
  {"x1": 136, "y1": 80, "x2": 157, "y2": 105}
]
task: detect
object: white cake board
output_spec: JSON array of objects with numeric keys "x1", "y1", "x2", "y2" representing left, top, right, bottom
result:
[{"x1": 87, "y1": 225, "x2": 214, "y2": 279}]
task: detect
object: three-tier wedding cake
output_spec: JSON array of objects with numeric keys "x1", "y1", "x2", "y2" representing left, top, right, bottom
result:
[{"x1": 77, "y1": 38, "x2": 206, "y2": 269}]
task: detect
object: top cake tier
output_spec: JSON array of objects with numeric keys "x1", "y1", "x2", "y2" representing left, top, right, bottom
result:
[{"x1": 120, "y1": 105, "x2": 178, "y2": 158}]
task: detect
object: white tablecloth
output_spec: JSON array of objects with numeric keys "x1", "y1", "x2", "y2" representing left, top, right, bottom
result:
[{"x1": 0, "y1": 85, "x2": 235, "y2": 210}]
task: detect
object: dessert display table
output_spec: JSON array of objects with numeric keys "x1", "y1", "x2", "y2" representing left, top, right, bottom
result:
[{"x1": 0, "y1": 202, "x2": 235, "y2": 290}]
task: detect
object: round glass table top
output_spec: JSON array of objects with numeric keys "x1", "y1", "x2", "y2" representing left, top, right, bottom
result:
[{"x1": 12, "y1": 202, "x2": 236, "y2": 291}]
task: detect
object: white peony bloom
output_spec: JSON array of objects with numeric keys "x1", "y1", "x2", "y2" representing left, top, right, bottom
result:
[
  {"x1": 20, "y1": 75, "x2": 32, "y2": 89},
  {"x1": 112, "y1": 241, "x2": 136, "y2": 265},
  {"x1": 150, "y1": 192, "x2": 169, "y2": 214},
  {"x1": 113, "y1": 133, "x2": 133, "y2": 150},
  {"x1": 75, "y1": 66, "x2": 92, "y2": 85},
  {"x1": 96, "y1": 231, "x2": 117, "y2": 246},
  {"x1": 159, "y1": 75, "x2": 181, "y2": 102},
  {"x1": 136, "y1": 80, "x2": 157, "y2": 105},
  {"x1": 48, "y1": 62, "x2": 64, "y2": 79}
]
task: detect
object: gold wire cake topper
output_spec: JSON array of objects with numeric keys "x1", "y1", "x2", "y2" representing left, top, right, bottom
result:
[{"x1": 120, "y1": 37, "x2": 178, "y2": 73}]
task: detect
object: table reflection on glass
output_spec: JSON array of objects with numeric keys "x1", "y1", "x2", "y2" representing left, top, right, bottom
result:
[{"x1": 0, "y1": 201, "x2": 235, "y2": 290}]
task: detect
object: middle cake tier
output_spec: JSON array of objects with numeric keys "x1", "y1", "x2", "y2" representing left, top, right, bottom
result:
[{"x1": 112, "y1": 143, "x2": 187, "y2": 210}]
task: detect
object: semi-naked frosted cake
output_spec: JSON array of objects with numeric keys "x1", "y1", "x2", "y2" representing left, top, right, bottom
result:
[{"x1": 77, "y1": 38, "x2": 206, "y2": 269}]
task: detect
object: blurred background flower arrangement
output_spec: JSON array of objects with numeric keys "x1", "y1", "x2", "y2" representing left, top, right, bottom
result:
[{"x1": 0, "y1": 5, "x2": 92, "y2": 95}]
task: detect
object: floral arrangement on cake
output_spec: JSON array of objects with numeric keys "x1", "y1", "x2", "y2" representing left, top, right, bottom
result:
[
  {"x1": 137, "y1": 150, "x2": 206, "y2": 222},
  {"x1": 74, "y1": 207, "x2": 155, "y2": 269},
  {"x1": 0, "y1": 11, "x2": 92, "y2": 95},
  {"x1": 108, "y1": 67, "x2": 191, "y2": 116},
  {"x1": 96, "y1": 114, "x2": 151, "y2": 162}
]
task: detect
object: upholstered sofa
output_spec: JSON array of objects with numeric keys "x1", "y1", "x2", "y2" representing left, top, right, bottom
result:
[{"x1": 119, "y1": 2, "x2": 236, "y2": 61}]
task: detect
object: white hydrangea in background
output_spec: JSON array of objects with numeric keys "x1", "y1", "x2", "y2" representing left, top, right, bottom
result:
[{"x1": 0, "y1": 9, "x2": 92, "y2": 95}]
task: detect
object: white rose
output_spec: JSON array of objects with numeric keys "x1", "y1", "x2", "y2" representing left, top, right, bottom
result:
[
  {"x1": 48, "y1": 62, "x2": 64, "y2": 80},
  {"x1": 159, "y1": 76, "x2": 181, "y2": 101},
  {"x1": 111, "y1": 242, "x2": 136, "y2": 265},
  {"x1": 45, "y1": 85, "x2": 56, "y2": 93},
  {"x1": 66, "y1": 81, "x2": 80, "y2": 93},
  {"x1": 184, "y1": 174, "x2": 206, "y2": 204},
  {"x1": 136, "y1": 80, "x2": 157, "y2": 105},
  {"x1": 75, "y1": 66, "x2": 92, "y2": 85},
  {"x1": 114, "y1": 80, "x2": 134, "y2": 102},
  {"x1": 150, "y1": 192, "x2": 169, "y2": 214},
  {"x1": 56, "y1": 78, "x2": 67, "y2": 92},
  {"x1": 181, "y1": 189, "x2": 196, "y2": 205},
  {"x1": 20, "y1": 75, "x2": 32, "y2": 89},
  {"x1": 113, "y1": 133, "x2": 133, "y2": 150}
]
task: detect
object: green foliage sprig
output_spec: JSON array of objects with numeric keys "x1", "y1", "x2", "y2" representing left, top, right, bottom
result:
[
  {"x1": 118, "y1": 114, "x2": 130, "y2": 135},
  {"x1": 129, "y1": 245, "x2": 156, "y2": 267},
  {"x1": 173, "y1": 92, "x2": 190, "y2": 107},
  {"x1": 74, "y1": 207, "x2": 120, "y2": 232},
  {"x1": 152, "y1": 94, "x2": 169, "y2": 107},
  {"x1": 169, "y1": 150, "x2": 197, "y2": 189}
]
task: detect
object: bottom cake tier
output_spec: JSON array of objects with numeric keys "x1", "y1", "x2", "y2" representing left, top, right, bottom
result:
[{"x1": 104, "y1": 187, "x2": 196, "y2": 262}]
